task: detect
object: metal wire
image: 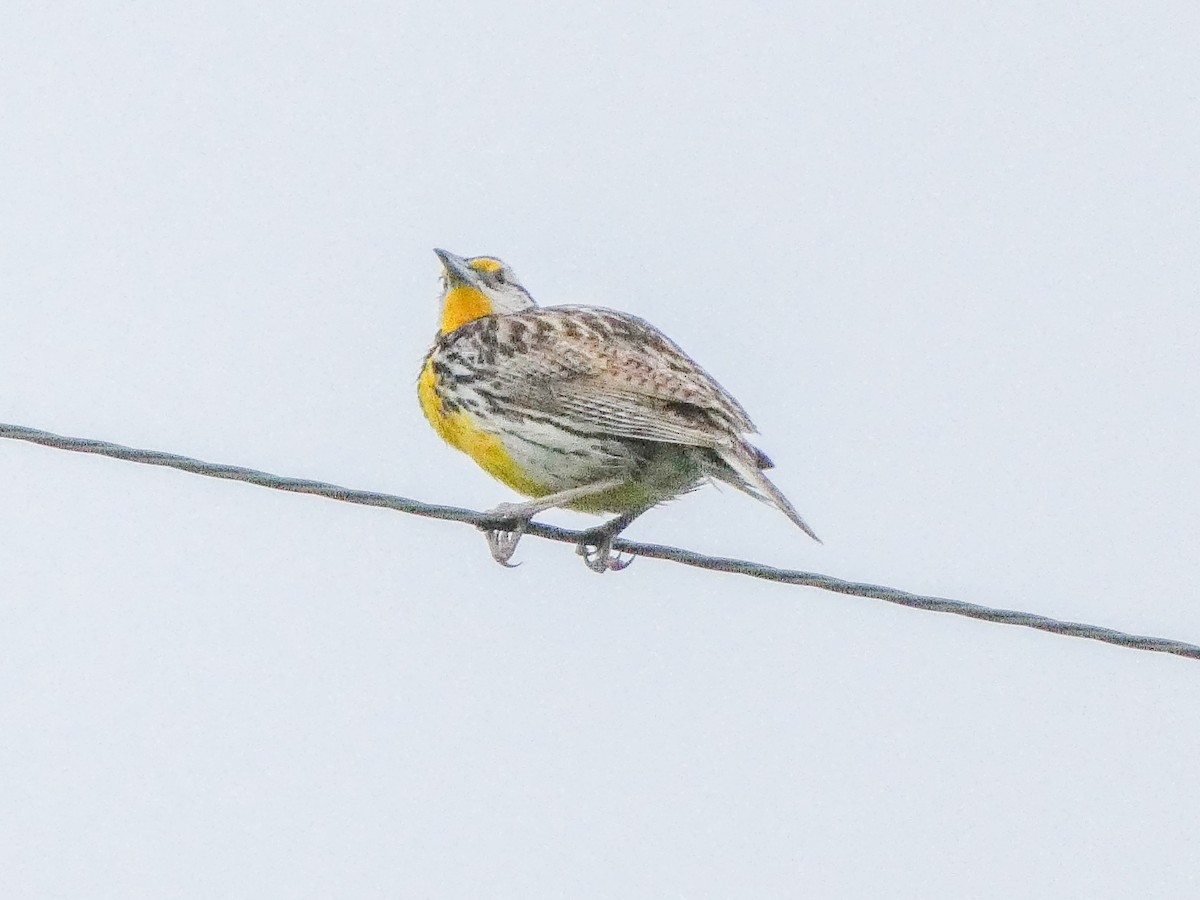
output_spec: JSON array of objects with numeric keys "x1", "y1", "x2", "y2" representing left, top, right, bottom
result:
[{"x1": 3, "y1": 421, "x2": 1197, "y2": 661}]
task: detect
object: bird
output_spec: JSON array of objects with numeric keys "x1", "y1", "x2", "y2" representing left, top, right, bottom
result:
[{"x1": 418, "y1": 248, "x2": 819, "y2": 572}]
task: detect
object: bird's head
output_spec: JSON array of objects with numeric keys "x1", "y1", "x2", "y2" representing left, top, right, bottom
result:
[{"x1": 434, "y1": 249, "x2": 537, "y2": 334}]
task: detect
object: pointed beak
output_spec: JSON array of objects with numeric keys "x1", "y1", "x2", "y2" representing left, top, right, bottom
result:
[{"x1": 434, "y1": 248, "x2": 480, "y2": 287}]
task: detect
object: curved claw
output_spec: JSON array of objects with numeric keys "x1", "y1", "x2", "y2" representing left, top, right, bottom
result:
[
  {"x1": 600, "y1": 549, "x2": 635, "y2": 572},
  {"x1": 486, "y1": 530, "x2": 523, "y2": 567},
  {"x1": 576, "y1": 534, "x2": 635, "y2": 573},
  {"x1": 483, "y1": 517, "x2": 528, "y2": 567}
]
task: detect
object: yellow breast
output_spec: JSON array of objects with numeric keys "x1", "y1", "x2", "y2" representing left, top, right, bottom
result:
[{"x1": 418, "y1": 357, "x2": 550, "y2": 498}]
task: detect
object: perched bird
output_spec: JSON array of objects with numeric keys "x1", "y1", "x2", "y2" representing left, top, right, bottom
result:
[{"x1": 418, "y1": 249, "x2": 818, "y2": 571}]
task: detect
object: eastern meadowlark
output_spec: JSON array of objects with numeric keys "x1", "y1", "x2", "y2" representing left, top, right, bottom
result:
[{"x1": 418, "y1": 249, "x2": 819, "y2": 572}]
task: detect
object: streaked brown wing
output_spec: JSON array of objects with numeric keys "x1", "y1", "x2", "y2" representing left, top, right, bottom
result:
[{"x1": 489, "y1": 307, "x2": 757, "y2": 447}]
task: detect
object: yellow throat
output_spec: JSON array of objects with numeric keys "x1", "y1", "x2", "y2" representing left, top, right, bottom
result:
[
  {"x1": 438, "y1": 284, "x2": 494, "y2": 335},
  {"x1": 438, "y1": 256, "x2": 504, "y2": 334}
]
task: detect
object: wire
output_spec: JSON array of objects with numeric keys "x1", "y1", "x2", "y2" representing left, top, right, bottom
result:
[{"x1": 3, "y1": 421, "x2": 1197, "y2": 661}]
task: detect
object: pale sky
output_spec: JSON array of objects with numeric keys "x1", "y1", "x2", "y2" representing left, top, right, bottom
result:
[{"x1": 2, "y1": 2, "x2": 1198, "y2": 897}]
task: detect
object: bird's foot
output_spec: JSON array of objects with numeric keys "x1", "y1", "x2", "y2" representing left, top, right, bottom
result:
[
  {"x1": 478, "y1": 502, "x2": 534, "y2": 567},
  {"x1": 575, "y1": 523, "x2": 635, "y2": 574}
]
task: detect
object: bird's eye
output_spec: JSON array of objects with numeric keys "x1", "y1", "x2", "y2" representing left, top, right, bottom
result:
[{"x1": 494, "y1": 270, "x2": 508, "y2": 285}]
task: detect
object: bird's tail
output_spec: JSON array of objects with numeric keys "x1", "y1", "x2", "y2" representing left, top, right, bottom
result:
[{"x1": 707, "y1": 442, "x2": 821, "y2": 543}]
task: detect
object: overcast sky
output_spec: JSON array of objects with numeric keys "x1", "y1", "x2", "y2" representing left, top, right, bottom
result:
[{"x1": 2, "y1": 2, "x2": 1198, "y2": 897}]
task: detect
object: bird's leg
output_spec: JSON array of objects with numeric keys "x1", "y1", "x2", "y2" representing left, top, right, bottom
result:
[
  {"x1": 576, "y1": 508, "x2": 648, "y2": 574},
  {"x1": 477, "y1": 478, "x2": 627, "y2": 567}
]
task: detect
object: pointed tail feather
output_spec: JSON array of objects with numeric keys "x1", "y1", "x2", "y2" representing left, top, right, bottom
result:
[{"x1": 709, "y1": 444, "x2": 821, "y2": 543}]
